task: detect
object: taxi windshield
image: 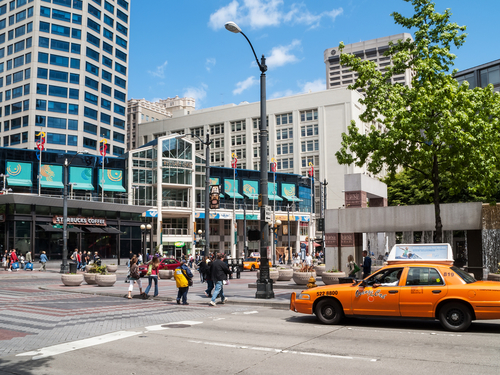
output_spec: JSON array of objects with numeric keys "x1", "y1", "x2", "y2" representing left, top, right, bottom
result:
[{"x1": 450, "y1": 267, "x2": 476, "y2": 284}]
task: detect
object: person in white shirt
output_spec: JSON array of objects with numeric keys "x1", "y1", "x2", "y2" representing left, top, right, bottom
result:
[{"x1": 304, "y1": 252, "x2": 313, "y2": 266}]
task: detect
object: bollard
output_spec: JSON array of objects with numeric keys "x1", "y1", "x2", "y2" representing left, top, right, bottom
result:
[{"x1": 236, "y1": 267, "x2": 241, "y2": 279}]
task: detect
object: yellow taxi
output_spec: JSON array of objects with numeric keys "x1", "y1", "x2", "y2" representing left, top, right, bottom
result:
[
  {"x1": 243, "y1": 257, "x2": 272, "y2": 271},
  {"x1": 290, "y1": 244, "x2": 500, "y2": 331}
]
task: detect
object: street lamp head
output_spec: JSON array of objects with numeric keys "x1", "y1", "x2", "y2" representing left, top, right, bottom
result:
[
  {"x1": 276, "y1": 219, "x2": 282, "y2": 226},
  {"x1": 198, "y1": 229, "x2": 202, "y2": 235},
  {"x1": 146, "y1": 224, "x2": 152, "y2": 230},
  {"x1": 225, "y1": 21, "x2": 241, "y2": 33},
  {"x1": 140, "y1": 224, "x2": 146, "y2": 230}
]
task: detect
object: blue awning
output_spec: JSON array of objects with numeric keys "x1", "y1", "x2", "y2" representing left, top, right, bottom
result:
[
  {"x1": 225, "y1": 191, "x2": 244, "y2": 199},
  {"x1": 268, "y1": 194, "x2": 283, "y2": 201},
  {"x1": 100, "y1": 183, "x2": 126, "y2": 192}
]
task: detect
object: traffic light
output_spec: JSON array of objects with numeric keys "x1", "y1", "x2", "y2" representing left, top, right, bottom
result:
[{"x1": 317, "y1": 218, "x2": 324, "y2": 232}]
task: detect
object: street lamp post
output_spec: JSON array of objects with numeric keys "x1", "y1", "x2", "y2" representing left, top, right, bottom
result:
[
  {"x1": 140, "y1": 223, "x2": 152, "y2": 263},
  {"x1": 225, "y1": 21, "x2": 273, "y2": 299},
  {"x1": 61, "y1": 151, "x2": 87, "y2": 273},
  {"x1": 318, "y1": 179, "x2": 328, "y2": 262},
  {"x1": 287, "y1": 204, "x2": 292, "y2": 265}
]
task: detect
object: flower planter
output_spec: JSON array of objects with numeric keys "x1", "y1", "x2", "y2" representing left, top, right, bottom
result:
[
  {"x1": 96, "y1": 274, "x2": 116, "y2": 287},
  {"x1": 293, "y1": 271, "x2": 317, "y2": 285},
  {"x1": 106, "y1": 265, "x2": 118, "y2": 273},
  {"x1": 159, "y1": 269, "x2": 173, "y2": 279},
  {"x1": 278, "y1": 268, "x2": 293, "y2": 281},
  {"x1": 314, "y1": 264, "x2": 326, "y2": 276},
  {"x1": 488, "y1": 273, "x2": 500, "y2": 282},
  {"x1": 61, "y1": 274, "x2": 84, "y2": 286},
  {"x1": 321, "y1": 271, "x2": 346, "y2": 285},
  {"x1": 257, "y1": 269, "x2": 279, "y2": 282},
  {"x1": 84, "y1": 273, "x2": 97, "y2": 285}
]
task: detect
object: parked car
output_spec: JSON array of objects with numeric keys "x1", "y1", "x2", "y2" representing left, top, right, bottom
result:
[
  {"x1": 290, "y1": 262, "x2": 500, "y2": 332},
  {"x1": 138, "y1": 257, "x2": 181, "y2": 277}
]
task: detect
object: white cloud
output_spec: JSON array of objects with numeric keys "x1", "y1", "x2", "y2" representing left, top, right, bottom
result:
[
  {"x1": 148, "y1": 60, "x2": 168, "y2": 79},
  {"x1": 183, "y1": 84, "x2": 208, "y2": 107},
  {"x1": 233, "y1": 76, "x2": 257, "y2": 95},
  {"x1": 206, "y1": 58, "x2": 216, "y2": 72},
  {"x1": 270, "y1": 78, "x2": 326, "y2": 99},
  {"x1": 209, "y1": 0, "x2": 342, "y2": 30},
  {"x1": 266, "y1": 39, "x2": 301, "y2": 69}
]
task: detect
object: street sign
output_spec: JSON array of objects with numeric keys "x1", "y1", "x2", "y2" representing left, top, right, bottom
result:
[
  {"x1": 145, "y1": 209, "x2": 158, "y2": 218},
  {"x1": 264, "y1": 206, "x2": 272, "y2": 223},
  {"x1": 210, "y1": 185, "x2": 220, "y2": 209}
]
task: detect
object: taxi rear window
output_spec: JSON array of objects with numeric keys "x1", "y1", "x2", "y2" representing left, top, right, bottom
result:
[{"x1": 450, "y1": 266, "x2": 476, "y2": 284}]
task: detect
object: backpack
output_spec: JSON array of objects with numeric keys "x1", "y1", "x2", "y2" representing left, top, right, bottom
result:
[{"x1": 130, "y1": 265, "x2": 140, "y2": 279}]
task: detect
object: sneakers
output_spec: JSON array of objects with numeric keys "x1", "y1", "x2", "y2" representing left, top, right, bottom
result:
[
  {"x1": 209, "y1": 300, "x2": 216, "y2": 306},
  {"x1": 221, "y1": 298, "x2": 228, "y2": 304},
  {"x1": 176, "y1": 299, "x2": 181, "y2": 305}
]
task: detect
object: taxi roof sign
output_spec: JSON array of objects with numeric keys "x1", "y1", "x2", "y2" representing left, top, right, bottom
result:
[{"x1": 387, "y1": 243, "x2": 453, "y2": 265}]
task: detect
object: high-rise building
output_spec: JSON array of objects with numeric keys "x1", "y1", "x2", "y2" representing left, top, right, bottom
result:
[
  {"x1": 126, "y1": 96, "x2": 195, "y2": 151},
  {"x1": 455, "y1": 59, "x2": 500, "y2": 92},
  {"x1": 324, "y1": 33, "x2": 413, "y2": 91},
  {"x1": 0, "y1": 0, "x2": 130, "y2": 156}
]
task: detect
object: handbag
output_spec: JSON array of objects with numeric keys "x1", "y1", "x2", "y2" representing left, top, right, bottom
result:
[
  {"x1": 353, "y1": 262, "x2": 360, "y2": 273},
  {"x1": 12, "y1": 262, "x2": 20, "y2": 270},
  {"x1": 182, "y1": 269, "x2": 193, "y2": 286}
]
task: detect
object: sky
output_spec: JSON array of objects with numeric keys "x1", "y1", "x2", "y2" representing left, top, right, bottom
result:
[{"x1": 127, "y1": 0, "x2": 500, "y2": 110}]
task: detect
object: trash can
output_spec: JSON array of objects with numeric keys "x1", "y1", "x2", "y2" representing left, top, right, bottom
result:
[{"x1": 69, "y1": 262, "x2": 77, "y2": 274}]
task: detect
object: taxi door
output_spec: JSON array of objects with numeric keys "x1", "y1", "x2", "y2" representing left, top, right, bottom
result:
[
  {"x1": 351, "y1": 285, "x2": 401, "y2": 316},
  {"x1": 399, "y1": 267, "x2": 448, "y2": 318}
]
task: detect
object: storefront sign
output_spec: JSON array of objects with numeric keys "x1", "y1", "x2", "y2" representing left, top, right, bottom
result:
[
  {"x1": 53, "y1": 216, "x2": 106, "y2": 226},
  {"x1": 325, "y1": 233, "x2": 338, "y2": 247},
  {"x1": 175, "y1": 241, "x2": 185, "y2": 248},
  {"x1": 162, "y1": 160, "x2": 192, "y2": 169}
]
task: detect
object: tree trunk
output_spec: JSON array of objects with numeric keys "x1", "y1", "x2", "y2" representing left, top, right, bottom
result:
[{"x1": 432, "y1": 154, "x2": 443, "y2": 243}]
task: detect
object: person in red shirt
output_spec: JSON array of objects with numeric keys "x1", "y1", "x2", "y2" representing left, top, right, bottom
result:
[{"x1": 9, "y1": 249, "x2": 19, "y2": 271}]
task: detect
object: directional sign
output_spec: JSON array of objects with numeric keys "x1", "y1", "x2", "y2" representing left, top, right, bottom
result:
[
  {"x1": 145, "y1": 209, "x2": 158, "y2": 218},
  {"x1": 264, "y1": 206, "x2": 272, "y2": 223}
]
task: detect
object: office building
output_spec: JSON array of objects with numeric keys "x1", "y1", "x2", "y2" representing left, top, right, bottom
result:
[
  {"x1": 324, "y1": 33, "x2": 413, "y2": 91},
  {"x1": 0, "y1": 0, "x2": 130, "y2": 156},
  {"x1": 126, "y1": 96, "x2": 195, "y2": 151},
  {"x1": 455, "y1": 58, "x2": 500, "y2": 92}
]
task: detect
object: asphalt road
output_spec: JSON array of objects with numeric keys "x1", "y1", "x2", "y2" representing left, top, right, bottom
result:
[{"x1": 1, "y1": 269, "x2": 500, "y2": 375}]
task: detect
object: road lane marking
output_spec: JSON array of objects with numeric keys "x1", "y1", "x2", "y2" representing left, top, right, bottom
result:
[
  {"x1": 189, "y1": 340, "x2": 378, "y2": 362},
  {"x1": 232, "y1": 311, "x2": 259, "y2": 315},
  {"x1": 17, "y1": 321, "x2": 204, "y2": 360}
]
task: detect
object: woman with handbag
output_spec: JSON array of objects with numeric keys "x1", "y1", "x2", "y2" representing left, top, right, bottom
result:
[
  {"x1": 346, "y1": 254, "x2": 360, "y2": 278},
  {"x1": 127, "y1": 255, "x2": 144, "y2": 299},
  {"x1": 143, "y1": 256, "x2": 160, "y2": 299}
]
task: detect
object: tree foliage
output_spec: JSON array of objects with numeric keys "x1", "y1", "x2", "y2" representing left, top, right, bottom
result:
[{"x1": 335, "y1": 0, "x2": 500, "y2": 242}]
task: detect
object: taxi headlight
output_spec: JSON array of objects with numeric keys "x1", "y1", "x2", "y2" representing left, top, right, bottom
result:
[{"x1": 296, "y1": 293, "x2": 311, "y2": 300}]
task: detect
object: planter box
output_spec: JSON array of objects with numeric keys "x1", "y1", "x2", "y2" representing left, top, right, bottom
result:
[
  {"x1": 96, "y1": 274, "x2": 116, "y2": 287},
  {"x1": 84, "y1": 273, "x2": 97, "y2": 285},
  {"x1": 106, "y1": 265, "x2": 118, "y2": 273},
  {"x1": 293, "y1": 271, "x2": 317, "y2": 285},
  {"x1": 314, "y1": 265, "x2": 326, "y2": 276},
  {"x1": 488, "y1": 273, "x2": 500, "y2": 282},
  {"x1": 257, "y1": 269, "x2": 279, "y2": 282},
  {"x1": 278, "y1": 268, "x2": 293, "y2": 281},
  {"x1": 159, "y1": 269, "x2": 173, "y2": 279},
  {"x1": 321, "y1": 272, "x2": 346, "y2": 285},
  {"x1": 61, "y1": 274, "x2": 84, "y2": 286}
]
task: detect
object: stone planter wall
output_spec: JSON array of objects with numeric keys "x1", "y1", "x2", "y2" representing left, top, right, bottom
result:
[
  {"x1": 314, "y1": 265, "x2": 326, "y2": 276},
  {"x1": 257, "y1": 269, "x2": 279, "y2": 282},
  {"x1": 293, "y1": 271, "x2": 317, "y2": 285},
  {"x1": 96, "y1": 274, "x2": 116, "y2": 287},
  {"x1": 321, "y1": 272, "x2": 346, "y2": 285},
  {"x1": 278, "y1": 268, "x2": 293, "y2": 281},
  {"x1": 84, "y1": 273, "x2": 97, "y2": 285},
  {"x1": 159, "y1": 269, "x2": 173, "y2": 279},
  {"x1": 61, "y1": 274, "x2": 84, "y2": 286},
  {"x1": 106, "y1": 265, "x2": 118, "y2": 273}
]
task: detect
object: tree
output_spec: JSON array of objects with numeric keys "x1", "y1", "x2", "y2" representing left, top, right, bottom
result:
[{"x1": 335, "y1": 0, "x2": 500, "y2": 242}]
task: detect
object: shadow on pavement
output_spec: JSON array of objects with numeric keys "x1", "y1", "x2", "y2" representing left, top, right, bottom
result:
[{"x1": 0, "y1": 357, "x2": 52, "y2": 375}]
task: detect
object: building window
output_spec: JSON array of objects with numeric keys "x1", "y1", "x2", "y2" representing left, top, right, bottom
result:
[
  {"x1": 276, "y1": 112, "x2": 292, "y2": 125},
  {"x1": 300, "y1": 109, "x2": 318, "y2": 122}
]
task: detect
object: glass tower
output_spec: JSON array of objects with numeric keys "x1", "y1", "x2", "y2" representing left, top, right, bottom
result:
[{"x1": 0, "y1": 0, "x2": 130, "y2": 156}]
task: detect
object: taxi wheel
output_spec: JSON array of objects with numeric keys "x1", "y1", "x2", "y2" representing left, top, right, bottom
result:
[
  {"x1": 315, "y1": 299, "x2": 343, "y2": 325},
  {"x1": 439, "y1": 302, "x2": 472, "y2": 332},
  {"x1": 251, "y1": 265, "x2": 255, "y2": 271}
]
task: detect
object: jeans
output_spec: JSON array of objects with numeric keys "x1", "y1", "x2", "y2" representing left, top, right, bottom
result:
[
  {"x1": 211, "y1": 281, "x2": 225, "y2": 303},
  {"x1": 177, "y1": 287, "x2": 189, "y2": 304},
  {"x1": 145, "y1": 275, "x2": 158, "y2": 297},
  {"x1": 205, "y1": 279, "x2": 214, "y2": 296}
]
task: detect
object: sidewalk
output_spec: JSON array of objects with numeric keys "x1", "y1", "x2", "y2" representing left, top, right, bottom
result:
[{"x1": 10, "y1": 259, "x2": 310, "y2": 309}]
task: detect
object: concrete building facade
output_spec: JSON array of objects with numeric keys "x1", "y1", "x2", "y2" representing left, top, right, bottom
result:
[
  {"x1": 324, "y1": 33, "x2": 413, "y2": 91},
  {"x1": 0, "y1": 0, "x2": 130, "y2": 156},
  {"x1": 455, "y1": 58, "x2": 500, "y2": 93}
]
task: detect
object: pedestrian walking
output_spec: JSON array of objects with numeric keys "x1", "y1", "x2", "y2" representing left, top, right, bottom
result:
[
  {"x1": 143, "y1": 256, "x2": 160, "y2": 299},
  {"x1": 81, "y1": 251, "x2": 87, "y2": 271},
  {"x1": 127, "y1": 255, "x2": 143, "y2": 299},
  {"x1": 199, "y1": 257, "x2": 214, "y2": 297},
  {"x1": 304, "y1": 252, "x2": 313, "y2": 267},
  {"x1": 2, "y1": 250, "x2": 8, "y2": 271},
  {"x1": 94, "y1": 252, "x2": 101, "y2": 266},
  {"x1": 26, "y1": 251, "x2": 32, "y2": 263},
  {"x1": 9, "y1": 249, "x2": 19, "y2": 271},
  {"x1": 346, "y1": 254, "x2": 360, "y2": 278},
  {"x1": 39, "y1": 251, "x2": 48, "y2": 271},
  {"x1": 209, "y1": 253, "x2": 231, "y2": 306},
  {"x1": 174, "y1": 259, "x2": 193, "y2": 305},
  {"x1": 137, "y1": 253, "x2": 143, "y2": 265},
  {"x1": 71, "y1": 249, "x2": 78, "y2": 267},
  {"x1": 362, "y1": 250, "x2": 372, "y2": 279}
]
